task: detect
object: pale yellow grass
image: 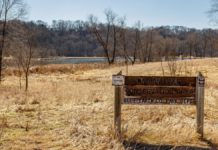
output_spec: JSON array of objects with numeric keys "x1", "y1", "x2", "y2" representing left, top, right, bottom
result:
[{"x1": 0, "y1": 58, "x2": 218, "y2": 149}]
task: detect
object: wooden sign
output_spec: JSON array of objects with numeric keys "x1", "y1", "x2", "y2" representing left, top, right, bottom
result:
[
  {"x1": 124, "y1": 76, "x2": 196, "y2": 105},
  {"x1": 112, "y1": 72, "x2": 205, "y2": 139},
  {"x1": 125, "y1": 76, "x2": 196, "y2": 87}
]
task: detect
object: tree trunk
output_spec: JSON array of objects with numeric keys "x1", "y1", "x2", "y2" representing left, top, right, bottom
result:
[
  {"x1": 25, "y1": 72, "x2": 28, "y2": 91},
  {"x1": 111, "y1": 26, "x2": 117, "y2": 63},
  {"x1": 147, "y1": 30, "x2": 153, "y2": 62},
  {"x1": 210, "y1": 49, "x2": 213, "y2": 57},
  {"x1": 0, "y1": 20, "x2": 7, "y2": 83},
  {"x1": 189, "y1": 47, "x2": 192, "y2": 59},
  {"x1": 19, "y1": 75, "x2": 22, "y2": 89},
  {"x1": 203, "y1": 47, "x2": 206, "y2": 58},
  {"x1": 19, "y1": 68, "x2": 22, "y2": 90},
  {"x1": 104, "y1": 47, "x2": 112, "y2": 65},
  {"x1": 0, "y1": 48, "x2": 3, "y2": 83}
]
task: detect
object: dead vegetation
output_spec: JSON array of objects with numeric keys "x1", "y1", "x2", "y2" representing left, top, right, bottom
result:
[
  {"x1": 3, "y1": 62, "x2": 127, "y2": 76},
  {"x1": 0, "y1": 58, "x2": 217, "y2": 149}
]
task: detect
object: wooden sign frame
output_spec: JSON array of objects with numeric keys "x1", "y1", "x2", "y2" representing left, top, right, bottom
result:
[{"x1": 112, "y1": 72, "x2": 205, "y2": 139}]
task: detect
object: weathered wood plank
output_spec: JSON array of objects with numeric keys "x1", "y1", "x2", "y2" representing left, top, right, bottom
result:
[
  {"x1": 123, "y1": 97, "x2": 196, "y2": 105},
  {"x1": 125, "y1": 86, "x2": 196, "y2": 98},
  {"x1": 125, "y1": 76, "x2": 196, "y2": 87}
]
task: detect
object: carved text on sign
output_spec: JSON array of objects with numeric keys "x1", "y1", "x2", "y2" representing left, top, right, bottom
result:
[
  {"x1": 123, "y1": 97, "x2": 196, "y2": 105},
  {"x1": 125, "y1": 76, "x2": 196, "y2": 87},
  {"x1": 125, "y1": 86, "x2": 196, "y2": 98}
]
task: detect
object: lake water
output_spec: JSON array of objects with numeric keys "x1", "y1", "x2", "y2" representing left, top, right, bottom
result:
[{"x1": 41, "y1": 57, "x2": 108, "y2": 64}]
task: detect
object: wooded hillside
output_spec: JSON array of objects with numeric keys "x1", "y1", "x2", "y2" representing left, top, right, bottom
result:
[{"x1": 4, "y1": 19, "x2": 218, "y2": 61}]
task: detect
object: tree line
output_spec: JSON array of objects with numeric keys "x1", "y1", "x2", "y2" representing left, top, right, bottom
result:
[{"x1": 6, "y1": 18, "x2": 218, "y2": 60}]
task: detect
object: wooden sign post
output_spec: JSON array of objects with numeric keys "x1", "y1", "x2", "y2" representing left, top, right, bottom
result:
[
  {"x1": 112, "y1": 74, "x2": 124, "y2": 139},
  {"x1": 196, "y1": 72, "x2": 205, "y2": 137},
  {"x1": 112, "y1": 72, "x2": 205, "y2": 139}
]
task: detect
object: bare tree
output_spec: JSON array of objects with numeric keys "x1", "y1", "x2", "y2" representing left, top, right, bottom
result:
[
  {"x1": 201, "y1": 29, "x2": 209, "y2": 57},
  {"x1": 12, "y1": 23, "x2": 37, "y2": 91},
  {"x1": 88, "y1": 15, "x2": 110, "y2": 63},
  {"x1": 207, "y1": 29, "x2": 218, "y2": 57},
  {"x1": 105, "y1": 9, "x2": 118, "y2": 63},
  {"x1": 208, "y1": 0, "x2": 218, "y2": 57},
  {"x1": 133, "y1": 21, "x2": 143, "y2": 64},
  {"x1": 142, "y1": 28, "x2": 154, "y2": 62},
  {"x1": 117, "y1": 16, "x2": 133, "y2": 74},
  {"x1": 208, "y1": 0, "x2": 218, "y2": 24},
  {"x1": 118, "y1": 17, "x2": 133, "y2": 61},
  {"x1": 0, "y1": 0, "x2": 27, "y2": 83},
  {"x1": 186, "y1": 32, "x2": 199, "y2": 59},
  {"x1": 88, "y1": 9, "x2": 118, "y2": 64}
]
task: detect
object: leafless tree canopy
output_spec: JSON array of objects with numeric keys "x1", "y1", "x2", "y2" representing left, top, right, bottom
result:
[
  {"x1": 9, "y1": 21, "x2": 38, "y2": 91},
  {"x1": 0, "y1": 0, "x2": 27, "y2": 83},
  {"x1": 208, "y1": 0, "x2": 218, "y2": 23},
  {"x1": 88, "y1": 9, "x2": 121, "y2": 64},
  {"x1": 0, "y1": 0, "x2": 27, "y2": 20}
]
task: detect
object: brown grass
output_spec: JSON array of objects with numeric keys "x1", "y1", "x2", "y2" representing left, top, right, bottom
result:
[
  {"x1": 4, "y1": 62, "x2": 127, "y2": 76},
  {"x1": 0, "y1": 58, "x2": 218, "y2": 149}
]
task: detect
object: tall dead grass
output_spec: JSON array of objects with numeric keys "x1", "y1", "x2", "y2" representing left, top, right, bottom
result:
[
  {"x1": 3, "y1": 63, "x2": 129, "y2": 76},
  {"x1": 0, "y1": 58, "x2": 217, "y2": 149}
]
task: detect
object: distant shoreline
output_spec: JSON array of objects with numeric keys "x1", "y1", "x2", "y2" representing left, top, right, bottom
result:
[
  {"x1": 40, "y1": 56, "x2": 106, "y2": 60},
  {"x1": 39, "y1": 57, "x2": 108, "y2": 65}
]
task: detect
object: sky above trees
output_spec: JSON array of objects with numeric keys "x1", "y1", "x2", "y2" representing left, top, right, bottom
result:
[{"x1": 26, "y1": 0, "x2": 214, "y2": 29}]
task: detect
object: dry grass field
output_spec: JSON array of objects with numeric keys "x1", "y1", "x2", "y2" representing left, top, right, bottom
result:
[{"x1": 0, "y1": 58, "x2": 218, "y2": 150}]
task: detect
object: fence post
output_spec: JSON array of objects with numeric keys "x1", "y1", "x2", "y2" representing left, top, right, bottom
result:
[{"x1": 196, "y1": 72, "x2": 205, "y2": 138}]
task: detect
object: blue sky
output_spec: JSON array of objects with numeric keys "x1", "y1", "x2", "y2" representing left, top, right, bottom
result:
[{"x1": 26, "y1": 0, "x2": 215, "y2": 29}]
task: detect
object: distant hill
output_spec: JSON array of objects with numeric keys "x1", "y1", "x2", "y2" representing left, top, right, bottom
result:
[{"x1": 5, "y1": 20, "x2": 218, "y2": 61}]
